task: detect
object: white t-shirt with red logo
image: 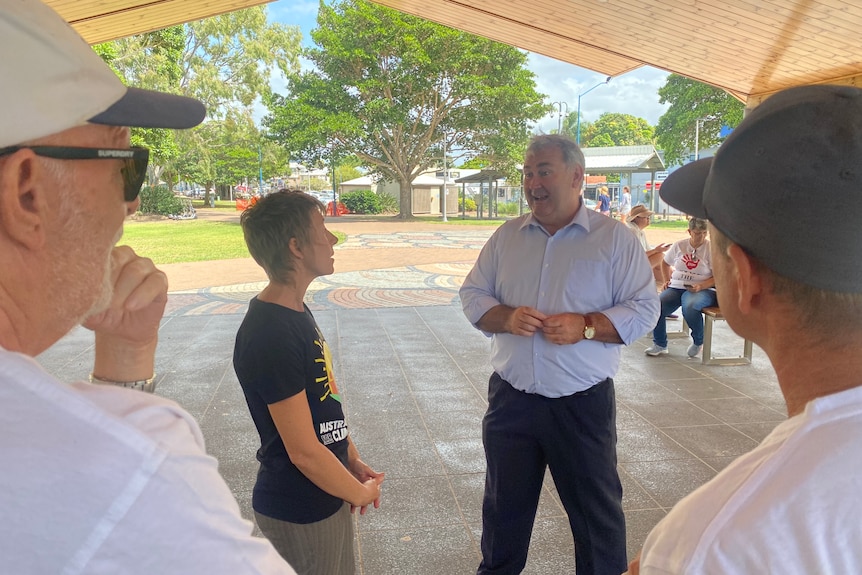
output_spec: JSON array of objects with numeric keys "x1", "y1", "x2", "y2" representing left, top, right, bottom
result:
[{"x1": 664, "y1": 238, "x2": 713, "y2": 289}]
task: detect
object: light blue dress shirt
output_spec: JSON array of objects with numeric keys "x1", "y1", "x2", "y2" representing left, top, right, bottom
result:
[{"x1": 460, "y1": 205, "x2": 660, "y2": 397}]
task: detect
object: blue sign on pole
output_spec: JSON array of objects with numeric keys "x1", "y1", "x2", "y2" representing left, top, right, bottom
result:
[{"x1": 719, "y1": 125, "x2": 734, "y2": 138}]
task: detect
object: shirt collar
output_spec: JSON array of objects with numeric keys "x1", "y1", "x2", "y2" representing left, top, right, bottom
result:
[{"x1": 521, "y1": 198, "x2": 590, "y2": 235}]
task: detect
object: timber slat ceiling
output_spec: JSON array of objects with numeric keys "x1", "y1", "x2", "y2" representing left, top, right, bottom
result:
[
  {"x1": 45, "y1": 0, "x2": 862, "y2": 105},
  {"x1": 46, "y1": 0, "x2": 273, "y2": 44},
  {"x1": 369, "y1": 0, "x2": 862, "y2": 104}
]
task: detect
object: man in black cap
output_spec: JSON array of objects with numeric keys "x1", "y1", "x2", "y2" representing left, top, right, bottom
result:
[
  {"x1": 0, "y1": 1, "x2": 296, "y2": 572},
  {"x1": 627, "y1": 84, "x2": 862, "y2": 573}
]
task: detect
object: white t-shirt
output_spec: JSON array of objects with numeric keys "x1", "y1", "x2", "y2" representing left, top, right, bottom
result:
[
  {"x1": 0, "y1": 347, "x2": 296, "y2": 575},
  {"x1": 627, "y1": 222, "x2": 650, "y2": 251},
  {"x1": 620, "y1": 192, "x2": 631, "y2": 214},
  {"x1": 664, "y1": 238, "x2": 712, "y2": 289},
  {"x1": 638, "y1": 385, "x2": 862, "y2": 574}
]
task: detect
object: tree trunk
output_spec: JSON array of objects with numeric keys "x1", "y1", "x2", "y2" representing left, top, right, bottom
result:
[{"x1": 397, "y1": 176, "x2": 414, "y2": 219}]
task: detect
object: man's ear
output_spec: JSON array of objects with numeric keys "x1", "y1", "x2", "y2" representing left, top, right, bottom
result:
[
  {"x1": 0, "y1": 151, "x2": 48, "y2": 251},
  {"x1": 571, "y1": 164, "x2": 585, "y2": 190},
  {"x1": 727, "y1": 243, "x2": 762, "y2": 314}
]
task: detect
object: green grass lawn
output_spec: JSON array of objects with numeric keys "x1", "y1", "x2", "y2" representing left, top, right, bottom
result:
[
  {"x1": 649, "y1": 219, "x2": 690, "y2": 230},
  {"x1": 119, "y1": 220, "x2": 248, "y2": 264},
  {"x1": 120, "y1": 220, "x2": 347, "y2": 265}
]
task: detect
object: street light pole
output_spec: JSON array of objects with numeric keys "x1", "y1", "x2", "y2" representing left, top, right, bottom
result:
[
  {"x1": 694, "y1": 118, "x2": 707, "y2": 160},
  {"x1": 258, "y1": 145, "x2": 264, "y2": 195},
  {"x1": 552, "y1": 101, "x2": 569, "y2": 133},
  {"x1": 441, "y1": 140, "x2": 448, "y2": 222},
  {"x1": 576, "y1": 76, "x2": 612, "y2": 145}
]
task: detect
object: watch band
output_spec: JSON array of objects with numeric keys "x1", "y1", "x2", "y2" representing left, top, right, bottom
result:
[{"x1": 89, "y1": 372, "x2": 157, "y2": 393}]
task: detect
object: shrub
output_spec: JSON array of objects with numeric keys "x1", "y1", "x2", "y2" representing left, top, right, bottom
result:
[
  {"x1": 459, "y1": 197, "x2": 477, "y2": 211},
  {"x1": 497, "y1": 202, "x2": 520, "y2": 216},
  {"x1": 341, "y1": 189, "x2": 382, "y2": 214},
  {"x1": 139, "y1": 185, "x2": 183, "y2": 217},
  {"x1": 376, "y1": 191, "x2": 398, "y2": 213}
]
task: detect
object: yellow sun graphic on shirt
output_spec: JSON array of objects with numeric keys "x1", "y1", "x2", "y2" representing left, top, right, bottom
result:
[{"x1": 314, "y1": 334, "x2": 341, "y2": 403}]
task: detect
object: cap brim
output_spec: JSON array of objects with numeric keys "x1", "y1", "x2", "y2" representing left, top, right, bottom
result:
[
  {"x1": 88, "y1": 87, "x2": 206, "y2": 129},
  {"x1": 659, "y1": 157, "x2": 712, "y2": 218}
]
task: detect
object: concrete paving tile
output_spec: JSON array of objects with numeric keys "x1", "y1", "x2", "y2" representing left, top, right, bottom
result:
[
  {"x1": 626, "y1": 400, "x2": 722, "y2": 428},
  {"x1": 348, "y1": 415, "x2": 428, "y2": 444},
  {"x1": 343, "y1": 390, "x2": 423, "y2": 418},
  {"x1": 730, "y1": 421, "x2": 782, "y2": 443},
  {"x1": 617, "y1": 426, "x2": 694, "y2": 463},
  {"x1": 615, "y1": 380, "x2": 686, "y2": 403},
  {"x1": 434, "y1": 438, "x2": 486, "y2": 474},
  {"x1": 358, "y1": 524, "x2": 479, "y2": 575},
  {"x1": 619, "y1": 467, "x2": 662, "y2": 511},
  {"x1": 412, "y1": 388, "x2": 488, "y2": 413},
  {"x1": 524, "y1": 516, "x2": 577, "y2": 574},
  {"x1": 358, "y1": 476, "x2": 464, "y2": 532},
  {"x1": 357, "y1": 439, "x2": 448, "y2": 480},
  {"x1": 690, "y1": 396, "x2": 787, "y2": 424},
  {"x1": 662, "y1": 424, "x2": 759, "y2": 459},
  {"x1": 623, "y1": 458, "x2": 719, "y2": 508},
  {"x1": 422, "y1": 409, "x2": 485, "y2": 441},
  {"x1": 655, "y1": 377, "x2": 745, "y2": 401},
  {"x1": 625, "y1": 508, "x2": 668, "y2": 563},
  {"x1": 700, "y1": 456, "x2": 742, "y2": 473}
]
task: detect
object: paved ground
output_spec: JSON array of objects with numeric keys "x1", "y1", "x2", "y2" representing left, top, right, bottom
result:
[{"x1": 38, "y1": 210, "x2": 784, "y2": 574}]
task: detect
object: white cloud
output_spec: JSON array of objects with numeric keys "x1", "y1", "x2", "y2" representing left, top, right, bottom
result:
[{"x1": 528, "y1": 53, "x2": 670, "y2": 133}]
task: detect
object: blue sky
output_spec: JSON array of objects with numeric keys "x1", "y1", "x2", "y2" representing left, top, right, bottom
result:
[{"x1": 265, "y1": 0, "x2": 671, "y2": 133}]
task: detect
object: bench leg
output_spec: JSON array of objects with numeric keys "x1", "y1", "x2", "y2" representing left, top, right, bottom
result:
[{"x1": 702, "y1": 314, "x2": 752, "y2": 366}]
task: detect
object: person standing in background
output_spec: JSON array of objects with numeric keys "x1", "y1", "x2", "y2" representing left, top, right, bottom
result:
[
  {"x1": 618, "y1": 185, "x2": 632, "y2": 222},
  {"x1": 596, "y1": 185, "x2": 611, "y2": 216}
]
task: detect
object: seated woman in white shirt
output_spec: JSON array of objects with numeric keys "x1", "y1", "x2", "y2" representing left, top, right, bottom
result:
[{"x1": 644, "y1": 218, "x2": 717, "y2": 358}]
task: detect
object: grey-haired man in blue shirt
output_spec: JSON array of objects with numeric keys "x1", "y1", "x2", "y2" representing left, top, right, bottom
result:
[{"x1": 460, "y1": 133, "x2": 659, "y2": 575}]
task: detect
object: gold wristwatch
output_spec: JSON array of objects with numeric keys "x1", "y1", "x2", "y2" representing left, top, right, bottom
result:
[{"x1": 583, "y1": 314, "x2": 596, "y2": 340}]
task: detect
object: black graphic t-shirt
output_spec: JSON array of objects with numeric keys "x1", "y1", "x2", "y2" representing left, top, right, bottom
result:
[{"x1": 233, "y1": 297, "x2": 348, "y2": 524}]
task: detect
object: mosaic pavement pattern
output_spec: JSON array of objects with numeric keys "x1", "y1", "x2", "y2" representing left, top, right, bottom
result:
[{"x1": 165, "y1": 230, "x2": 495, "y2": 316}]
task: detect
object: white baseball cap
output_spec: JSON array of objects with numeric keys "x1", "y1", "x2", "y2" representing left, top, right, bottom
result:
[{"x1": 0, "y1": 0, "x2": 206, "y2": 148}]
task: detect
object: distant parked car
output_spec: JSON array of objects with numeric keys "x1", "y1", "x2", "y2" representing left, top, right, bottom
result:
[{"x1": 583, "y1": 197, "x2": 597, "y2": 211}]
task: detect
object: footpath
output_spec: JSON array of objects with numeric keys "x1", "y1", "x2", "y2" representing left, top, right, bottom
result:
[{"x1": 160, "y1": 208, "x2": 687, "y2": 293}]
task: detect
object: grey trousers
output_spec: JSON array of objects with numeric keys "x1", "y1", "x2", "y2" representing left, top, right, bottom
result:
[{"x1": 255, "y1": 502, "x2": 355, "y2": 575}]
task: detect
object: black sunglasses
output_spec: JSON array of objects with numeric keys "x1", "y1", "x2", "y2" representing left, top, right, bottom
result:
[{"x1": 0, "y1": 146, "x2": 150, "y2": 202}]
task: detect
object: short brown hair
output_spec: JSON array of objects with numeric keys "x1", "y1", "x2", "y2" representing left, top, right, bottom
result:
[{"x1": 240, "y1": 190, "x2": 324, "y2": 283}]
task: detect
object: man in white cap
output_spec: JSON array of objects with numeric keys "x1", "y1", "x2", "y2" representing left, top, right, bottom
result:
[
  {"x1": 0, "y1": 1, "x2": 296, "y2": 572},
  {"x1": 627, "y1": 84, "x2": 862, "y2": 573}
]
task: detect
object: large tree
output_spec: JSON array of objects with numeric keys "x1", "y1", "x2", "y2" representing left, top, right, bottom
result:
[
  {"x1": 655, "y1": 74, "x2": 744, "y2": 166},
  {"x1": 96, "y1": 7, "x2": 302, "y2": 200},
  {"x1": 264, "y1": 0, "x2": 547, "y2": 218},
  {"x1": 566, "y1": 112, "x2": 655, "y2": 148}
]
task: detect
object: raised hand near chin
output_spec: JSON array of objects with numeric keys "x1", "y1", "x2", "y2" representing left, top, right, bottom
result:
[{"x1": 83, "y1": 246, "x2": 168, "y2": 382}]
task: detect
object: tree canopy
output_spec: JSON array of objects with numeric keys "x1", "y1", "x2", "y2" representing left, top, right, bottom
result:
[
  {"x1": 264, "y1": 0, "x2": 547, "y2": 218},
  {"x1": 655, "y1": 74, "x2": 744, "y2": 166},
  {"x1": 96, "y1": 7, "x2": 301, "y2": 196},
  {"x1": 566, "y1": 112, "x2": 656, "y2": 147}
]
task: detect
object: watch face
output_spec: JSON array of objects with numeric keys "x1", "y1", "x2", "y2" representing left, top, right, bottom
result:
[{"x1": 584, "y1": 326, "x2": 596, "y2": 339}]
